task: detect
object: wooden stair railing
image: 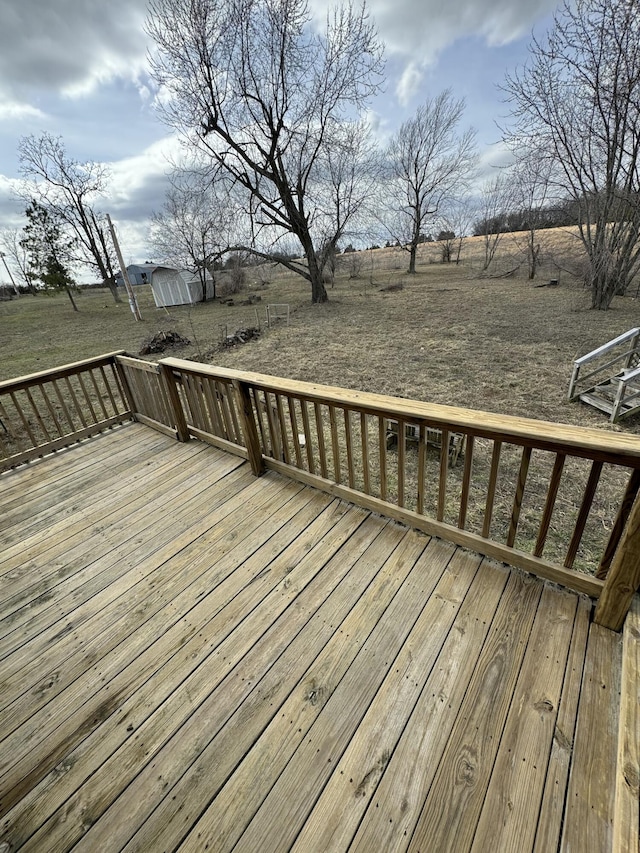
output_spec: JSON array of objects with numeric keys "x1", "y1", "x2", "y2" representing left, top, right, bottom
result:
[{"x1": 569, "y1": 328, "x2": 640, "y2": 422}]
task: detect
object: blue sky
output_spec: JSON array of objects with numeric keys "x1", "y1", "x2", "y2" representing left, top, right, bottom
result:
[{"x1": 0, "y1": 0, "x2": 559, "y2": 267}]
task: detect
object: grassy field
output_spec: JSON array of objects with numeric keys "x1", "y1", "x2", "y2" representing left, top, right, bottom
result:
[{"x1": 2, "y1": 239, "x2": 639, "y2": 437}]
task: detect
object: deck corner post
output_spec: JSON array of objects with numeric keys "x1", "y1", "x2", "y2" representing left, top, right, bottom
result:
[
  {"x1": 113, "y1": 356, "x2": 137, "y2": 420},
  {"x1": 595, "y1": 493, "x2": 640, "y2": 631},
  {"x1": 232, "y1": 379, "x2": 265, "y2": 476},
  {"x1": 159, "y1": 362, "x2": 190, "y2": 442}
]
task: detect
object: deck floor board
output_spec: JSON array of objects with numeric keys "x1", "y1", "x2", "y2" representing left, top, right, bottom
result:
[{"x1": 0, "y1": 423, "x2": 634, "y2": 853}]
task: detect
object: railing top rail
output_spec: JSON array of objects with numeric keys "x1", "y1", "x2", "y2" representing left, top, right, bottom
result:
[
  {"x1": 161, "y1": 357, "x2": 640, "y2": 466},
  {"x1": 574, "y1": 328, "x2": 640, "y2": 366},
  {"x1": 0, "y1": 351, "x2": 126, "y2": 393}
]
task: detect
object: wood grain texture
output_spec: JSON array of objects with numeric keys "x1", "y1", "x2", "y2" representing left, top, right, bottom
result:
[
  {"x1": 596, "y1": 495, "x2": 640, "y2": 629},
  {"x1": 613, "y1": 595, "x2": 640, "y2": 853},
  {"x1": 562, "y1": 623, "x2": 623, "y2": 852}
]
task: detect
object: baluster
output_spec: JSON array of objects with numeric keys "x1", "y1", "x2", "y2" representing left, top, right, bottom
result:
[
  {"x1": 534, "y1": 453, "x2": 566, "y2": 557},
  {"x1": 314, "y1": 402, "x2": 328, "y2": 478},
  {"x1": 564, "y1": 460, "x2": 603, "y2": 568},
  {"x1": 437, "y1": 428, "x2": 449, "y2": 522},
  {"x1": 301, "y1": 399, "x2": 315, "y2": 474},
  {"x1": 360, "y1": 412, "x2": 370, "y2": 494},
  {"x1": 507, "y1": 446, "x2": 532, "y2": 547},
  {"x1": 344, "y1": 409, "x2": 355, "y2": 488},
  {"x1": 597, "y1": 468, "x2": 640, "y2": 579},
  {"x1": 458, "y1": 434, "x2": 475, "y2": 529},
  {"x1": 483, "y1": 440, "x2": 502, "y2": 537},
  {"x1": 328, "y1": 404, "x2": 340, "y2": 483},
  {"x1": 288, "y1": 398, "x2": 303, "y2": 468}
]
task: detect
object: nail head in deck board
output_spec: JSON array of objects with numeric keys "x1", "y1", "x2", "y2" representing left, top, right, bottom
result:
[
  {"x1": 226, "y1": 539, "x2": 456, "y2": 853},
  {"x1": 349, "y1": 559, "x2": 510, "y2": 853},
  {"x1": 101, "y1": 521, "x2": 410, "y2": 853},
  {"x1": 407, "y1": 571, "x2": 543, "y2": 853},
  {"x1": 290, "y1": 548, "x2": 484, "y2": 853},
  {"x1": 562, "y1": 623, "x2": 623, "y2": 852},
  {"x1": 471, "y1": 585, "x2": 579, "y2": 852},
  {"x1": 532, "y1": 595, "x2": 592, "y2": 853}
]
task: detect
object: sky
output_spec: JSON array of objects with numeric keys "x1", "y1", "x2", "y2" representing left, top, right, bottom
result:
[{"x1": 0, "y1": 0, "x2": 560, "y2": 274}]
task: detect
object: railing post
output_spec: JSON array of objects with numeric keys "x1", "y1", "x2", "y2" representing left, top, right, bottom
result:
[
  {"x1": 233, "y1": 380, "x2": 265, "y2": 476},
  {"x1": 160, "y1": 363, "x2": 190, "y2": 442},
  {"x1": 113, "y1": 356, "x2": 137, "y2": 417},
  {"x1": 595, "y1": 493, "x2": 640, "y2": 631}
]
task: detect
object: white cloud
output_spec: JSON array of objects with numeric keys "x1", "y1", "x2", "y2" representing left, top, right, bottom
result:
[
  {"x1": 0, "y1": 101, "x2": 47, "y2": 122},
  {"x1": 365, "y1": 0, "x2": 557, "y2": 59},
  {"x1": 0, "y1": 0, "x2": 150, "y2": 102},
  {"x1": 395, "y1": 62, "x2": 424, "y2": 106}
]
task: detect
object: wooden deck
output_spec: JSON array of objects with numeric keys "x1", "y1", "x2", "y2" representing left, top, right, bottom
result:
[{"x1": 0, "y1": 423, "x2": 638, "y2": 852}]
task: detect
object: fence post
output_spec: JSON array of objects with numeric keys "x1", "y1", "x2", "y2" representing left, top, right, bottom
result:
[
  {"x1": 595, "y1": 493, "x2": 640, "y2": 631},
  {"x1": 160, "y1": 363, "x2": 190, "y2": 442},
  {"x1": 233, "y1": 380, "x2": 265, "y2": 476}
]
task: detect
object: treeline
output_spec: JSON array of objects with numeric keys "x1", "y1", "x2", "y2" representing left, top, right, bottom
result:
[{"x1": 473, "y1": 190, "x2": 640, "y2": 238}]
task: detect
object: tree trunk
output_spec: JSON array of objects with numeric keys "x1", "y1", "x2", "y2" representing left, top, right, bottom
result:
[
  {"x1": 305, "y1": 244, "x2": 328, "y2": 303},
  {"x1": 310, "y1": 265, "x2": 328, "y2": 303},
  {"x1": 106, "y1": 277, "x2": 122, "y2": 303},
  {"x1": 408, "y1": 242, "x2": 417, "y2": 274},
  {"x1": 65, "y1": 286, "x2": 79, "y2": 312}
]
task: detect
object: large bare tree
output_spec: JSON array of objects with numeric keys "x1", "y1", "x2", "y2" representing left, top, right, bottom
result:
[
  {"x1": 146, "y1": 0, "x2": 383, "y2": 303},
  {"x1": 17, "y1": 133, "x2": 121, "y2": 303},
  {"x1": 385, "y1": 90, "x2": 477, "y2": 274},
  {"x1": 504, "y1": 0, "x2": 640, "y2": 308}
]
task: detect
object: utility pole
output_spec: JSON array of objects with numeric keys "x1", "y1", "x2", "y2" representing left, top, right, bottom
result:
[
  {"x1": 0, "y1": 252, "x2": 20, "y2": 297},
  {"x1": 106, "y1": 214, "x2": 142, "y2": 321}
]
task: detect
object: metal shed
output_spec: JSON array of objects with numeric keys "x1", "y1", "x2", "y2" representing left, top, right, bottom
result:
[{"x1": 150, "y1": 269, "x2": 215, "y2": 307}]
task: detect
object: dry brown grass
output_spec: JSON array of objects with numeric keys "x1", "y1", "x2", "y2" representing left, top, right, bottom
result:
[
  {"x1": 2, "y1": 239, "x2": 639, "y2": 430},
  {"x1": 2, "y1": 239, "x2": 640, "y2": 575}
]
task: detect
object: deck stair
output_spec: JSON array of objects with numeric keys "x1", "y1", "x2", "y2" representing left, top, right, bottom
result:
[{"x1": 568, "y1": 327, "x2": 640, "y2": 422}]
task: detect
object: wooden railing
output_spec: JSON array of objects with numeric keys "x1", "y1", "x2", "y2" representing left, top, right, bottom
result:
[
  {"x1": 1, "y1": 351, "x2": 639, "y2": 630},
  {"x1": 0, "y1": 352, "x2": 132, "y2": 470},
  {"x1": 155, "y1": 357, "x2": 640, "y2": 630}
]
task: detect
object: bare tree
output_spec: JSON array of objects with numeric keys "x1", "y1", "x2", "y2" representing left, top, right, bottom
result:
[
  {"x1": 504, "y1": 0, "x2": 640, "y2": 308},
  {"x1": 17, "y1": 133, "x2": 121, "y2": 303},
  {"x1": 151, "y1": 170, "x2": 239, "y2": 301},
  {"x1": 508, "y1": 153, "x2": 552, "y2": 279},
  {"x1": 0, "y1": 228, "x2": 36, "y2": 293},
  {"x1": 146, "y1": 0, "x2": 384, "y2": 303},
  {"x1": 385, "y1": 90, "x2": 477, "y2": 274},
  {"x1": 438, "y1": 201, "x2": 476, "y2": 266},
  {"x1": 475, "y1": 175, "x2": 513, "y2": 271}
]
